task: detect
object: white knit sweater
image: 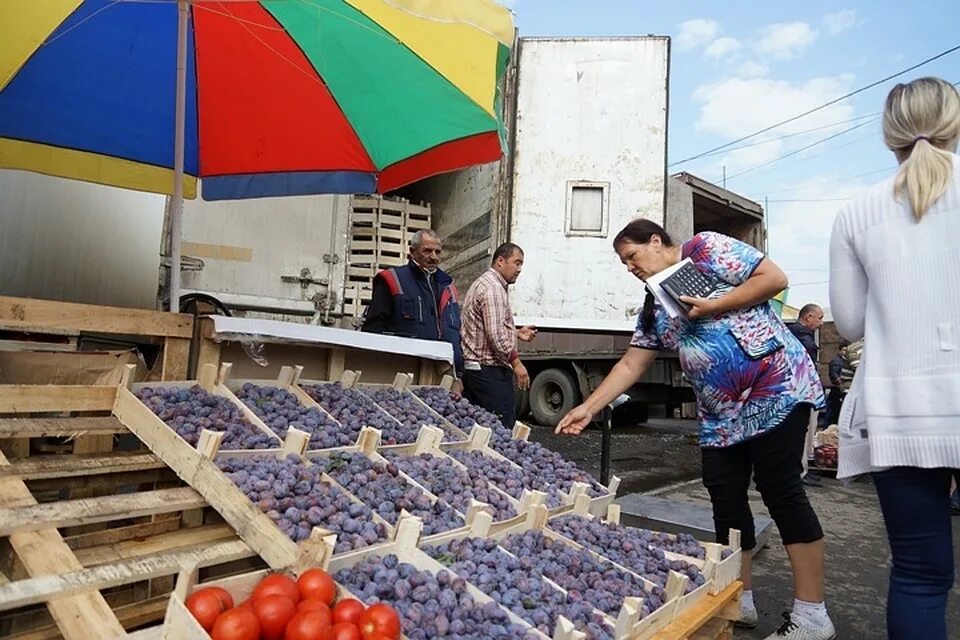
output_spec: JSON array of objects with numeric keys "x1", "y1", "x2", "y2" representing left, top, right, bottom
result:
[{"x1": 829, "y1": 154, "x2": 960, "y2": 478}]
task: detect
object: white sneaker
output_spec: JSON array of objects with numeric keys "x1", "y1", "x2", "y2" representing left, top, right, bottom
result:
[
  {"x1": 735, "y1": 607, "x2": 758, "y2": 629},
  {"x1": 763, "y1": 612, "x2": 836, "y2": 640}
]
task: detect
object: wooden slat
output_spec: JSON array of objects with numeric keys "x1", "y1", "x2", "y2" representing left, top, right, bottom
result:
[
  {"x1": 65, "y1": 518, "x2": 182, "y2": 552},
  {"x1": 0, "y1": 417, "x2": 127, "y2": 439},
  {"x1": 161, "y1": 337, "x2": 190, "y2": 382},
  {"x1": 0, "y1": 296, "x2": 194, "y2": 339},
  {"x1": 0, "y1": 451, "x2": 125, "y2": 639},
  {"x1": 28, "y1": 469, "x2": 173, "y2": 495},
  {"x1": 0, "y1": 387, "x2": 117, "y2": 414},
  {"x1": 651, "y1": 582, "x2": 742, "y2": 640},
  {"x1": 0, "y1": 487, "x2": 205, "y2": 536},
  {"x1": 1, "y1": 453, "x2": 162, "y2": 480},
  {"x1": 113, "y1": 388, "x2": 302, "y2": 570},
  {"x1": 74, "y1": 524, "x2": 241, "y2": 567},
  {"x1": 3, "y1": 595, "x2": 170, "y2": 640},
  {"x1": 4, "y1": 592, "x2": 170, "y2": 640},
  {"x1": 0, "y1": 540, "x2": 252, "y2": 610}
]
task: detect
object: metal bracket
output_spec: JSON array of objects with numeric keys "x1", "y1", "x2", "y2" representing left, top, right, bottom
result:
[{"x1": 281, "y1": 267, "x2": 328, "y2": 289}]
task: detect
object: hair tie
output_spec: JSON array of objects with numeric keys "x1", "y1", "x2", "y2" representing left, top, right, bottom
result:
[{"x1": 914, "y1": 135, "x2": 929, "y2": 144}]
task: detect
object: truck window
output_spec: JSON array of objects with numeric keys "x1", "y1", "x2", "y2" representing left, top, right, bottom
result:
[{"x1": 565, "y1": 181, "x2": 610, "y2": 237}]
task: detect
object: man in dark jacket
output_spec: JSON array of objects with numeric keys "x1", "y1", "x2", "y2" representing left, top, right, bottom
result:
[
  {"x1": 825, "y1": 341, "x2": 851, "y2": 426},
  {"x1": 788, "y1": 303, "x2": 824, "y2": 362},
  {"x1": 361, "y1": 229, "x2": 463, "y2": 377},
  {"x1": 789, "y1": 303, "x2": 824, "y2": 485}
]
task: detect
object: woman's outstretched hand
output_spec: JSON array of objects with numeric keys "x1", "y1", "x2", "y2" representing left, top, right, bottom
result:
[{"x1": 555, "y1": 404, "x2": 594, "y2": 435}]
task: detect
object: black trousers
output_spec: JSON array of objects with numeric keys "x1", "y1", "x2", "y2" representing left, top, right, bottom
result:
[
  {"x1": 701, "y1": 404, "x2": 824, "y2": 551},
  {"x1": 825, "y1": 385, "x2": 845, "y2": 426},
  {"x1": 462, "y1": 366, "x2": 516, "y2": 432}
]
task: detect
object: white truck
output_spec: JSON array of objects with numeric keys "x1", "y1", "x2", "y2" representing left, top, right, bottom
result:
[
  {"x1": 0, "y1": 36, "x2": 764, "y2": 425},
  {"x1": 394, "y1": 37, "x2": 764, "y2": 426}
]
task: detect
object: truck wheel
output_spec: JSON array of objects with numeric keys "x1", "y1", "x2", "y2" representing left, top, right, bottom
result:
[{"x1": 530, "y1": 368, "x2": 581, "y2": 428}]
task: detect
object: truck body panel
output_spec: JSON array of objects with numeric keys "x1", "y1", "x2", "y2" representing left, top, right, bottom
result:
[{"x1": 507, "y1": 37, "x2": 669, "y2": 331}]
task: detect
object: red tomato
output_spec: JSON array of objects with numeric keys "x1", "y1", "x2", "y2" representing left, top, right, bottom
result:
[
  {"x1": 358, "y1": 603, "x2": 401, "y2": 640},
  {"x1": 330, "y1": 622, "x2": 363, "y2": 640},
  {"x1": 185, "y1": 589, "x2": 227, "y2": 631},
  {"x1": 253, "y1": 594, "x2": 298, "y2": 640},
  {"x1": 332, "y1": 599, "x2": 365, "y2": 625},
  {"x1": 252, "y1": 573, "x2": 300, "y2": 606},
  {"x1": 284, "y1": 611, "x2": 333, "y2": 640},
  {"x1": 299, "y1": 598, "x2": 333, "y2": 622},
  {"x1": 211, "y1": 608, "x2": 260, "y2": 640},
  {"x1": 207, "y1": 586, "x2": 235, "y2": 610},
  {"x1": 297, "y1": 568, "x2": 337, "y2": 605},
  {"x1": 236, "y1": 599, "x2": 253, "y2": 610}
]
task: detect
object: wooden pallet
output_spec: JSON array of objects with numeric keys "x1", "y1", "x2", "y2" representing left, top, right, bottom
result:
[
  {"x1": 0, "y1": 378, "x2": 260, "y2": 640},
  {"x1": 346, "y1": 195, "x2": 431, "y2": 283}
]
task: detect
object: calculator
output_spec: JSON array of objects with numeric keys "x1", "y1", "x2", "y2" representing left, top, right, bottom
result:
[{"x1": 659, "y1": 260, "x2": 721, "y2": 314}]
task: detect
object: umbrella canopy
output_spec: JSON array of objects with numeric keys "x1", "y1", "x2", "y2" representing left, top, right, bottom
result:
[{"x1": 0, "y1": 0, "x2": 514, "y2": 200}]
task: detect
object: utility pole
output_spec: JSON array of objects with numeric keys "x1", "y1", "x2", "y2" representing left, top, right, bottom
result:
[{"x1": 764, "y1": 196, "x2": 770, "y2": 255}]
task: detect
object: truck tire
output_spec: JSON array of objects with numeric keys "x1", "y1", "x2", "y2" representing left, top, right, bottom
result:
[{"x1": 530, "y1": 368, "x2": 581, "y2": 428}]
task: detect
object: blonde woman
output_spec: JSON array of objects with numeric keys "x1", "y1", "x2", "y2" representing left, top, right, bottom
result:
[{"x1": 830, "y1": 76, "x2": 960, "y2": 639}]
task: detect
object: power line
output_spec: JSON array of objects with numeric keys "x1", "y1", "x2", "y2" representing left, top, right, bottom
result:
[
  {"x1": 669, "y1": 113, "x2": 880, "y2": 167},
  {"x1": 722, "y1": 119, "x2": 876, "y2": 181},
  {"x1": 672, "y1": 43, "x2": 960, "y2": 166},
  {"x1": 768, "y1": 197, "x2": 852, "y2": 203},
  {"x1": 732, "y1": 79, "x2": 958, "y2": 188},
  {"x1": 752, "y1": 167, "x2": 894, "y2": 197}
]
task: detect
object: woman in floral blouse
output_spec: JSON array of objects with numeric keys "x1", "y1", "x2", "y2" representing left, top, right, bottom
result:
[{"x1": 557, "y1": 219, "x2": 833, "y2": 640}]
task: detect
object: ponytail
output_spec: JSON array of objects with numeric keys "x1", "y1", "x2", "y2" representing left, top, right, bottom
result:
[
  {"x1": 882, "y1": 77, "x2": 960, "y2": 221},
  {"x1": 893, "y1": 138, "x2": 955, "y2": 221}
]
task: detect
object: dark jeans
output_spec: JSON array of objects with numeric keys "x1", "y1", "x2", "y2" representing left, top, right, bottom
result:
[
  {"x1": 701, "y1": 405, "x2": 823, "y2": 551},
  {"x1": 825, "y1": 386, "x2": 845, "y2": 426},
  {"x1": 873, "y1": 466, "x2": 957, "y2": 640},
  {"x1": 462, "y1": 366, "x2": 516, "y2": 432}
]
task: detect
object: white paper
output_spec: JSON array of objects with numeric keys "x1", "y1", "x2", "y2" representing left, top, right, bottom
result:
[
  {"x1": 645, "y1": 259, "x2": 692, "y2": 319},
  {"x1": 208, "y1": 316, "x2": 454, "y2": 364}
]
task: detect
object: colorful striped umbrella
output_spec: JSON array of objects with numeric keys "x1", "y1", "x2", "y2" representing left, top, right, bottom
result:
[{"x1": 1, "y1": 0, "x2": 513, "y2": 304}]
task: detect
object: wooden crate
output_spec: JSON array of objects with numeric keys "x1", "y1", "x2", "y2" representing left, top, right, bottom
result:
[
  {"x1": 0, "y1": 296, "x2": 194, "y2": 382},
  {"x1": 115, "y1": 367, "x2": 400, "y2": 566},
  {"x1": 346, "y1": 195, "x2": 431, "y2": 280},
  {"x1": 350, "y1": 372, "x2": 471, "y2": 443},
  {"x1": 426, "y1": 505, "x2": 684, "y2": 640},
  {"x1": 557, "y1": 498, "x2": 742, "y2": 599},
  {"x1": 0, "y1": 378, "x2": 261, "y2": 639},
  {"x1": 341, "y1": 281, "x2": 373, "y2": 320}
]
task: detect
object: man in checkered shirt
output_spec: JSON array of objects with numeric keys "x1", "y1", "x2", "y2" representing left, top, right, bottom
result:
[{"x1": 460, "y1": 243, "x2": 537, "y2": 431}]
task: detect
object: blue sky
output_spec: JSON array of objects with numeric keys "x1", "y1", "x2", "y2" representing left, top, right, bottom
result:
[{"x1": 505, "y1": 0, "x2": 960, "y2": 310}]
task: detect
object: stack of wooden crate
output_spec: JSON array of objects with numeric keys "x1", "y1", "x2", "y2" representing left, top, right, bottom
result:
[{"x1": 342, "y1": 196, "x2": 432, "y2": 321}]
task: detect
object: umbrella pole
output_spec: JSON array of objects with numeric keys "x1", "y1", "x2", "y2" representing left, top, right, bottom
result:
[{"x1": 168, "y1": 0, "x2": 189, "y2": 311}]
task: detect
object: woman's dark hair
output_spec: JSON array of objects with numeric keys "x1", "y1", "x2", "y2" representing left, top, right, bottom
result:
[
  {"x1": 613, "y1": 218, "x2": 673, "y2": 251},
  {"x1": 614, "y1": 219, "x2": 674, "y2": 334}
]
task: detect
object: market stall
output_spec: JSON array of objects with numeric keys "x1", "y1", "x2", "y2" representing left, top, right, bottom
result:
[{"x1": 0, "y1": 363, "x2": 741, "y2": 639}]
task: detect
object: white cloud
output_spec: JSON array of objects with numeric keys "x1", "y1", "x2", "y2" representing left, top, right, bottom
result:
[
  {"x1": 756, "y1": 22, "x2": 819, "y2": 59},
  {"x1": 704, "y1": 37, "x2": 742, "y2": 60},
  {"x1": 676, "y1": 19, "x2": 720, "y2": 51},
  {"x1": 823, "y1": 10, "x2": 857, "y2": 35},
  {"x1": 736, "y1": 61, "x2": 770, "y2": 78},
  {"x1": 693, "y1": 74, "x2": 855, "y2": 141},
  {"x1": 767, "y1": 178, "x2": 872, "y2": 307}
]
